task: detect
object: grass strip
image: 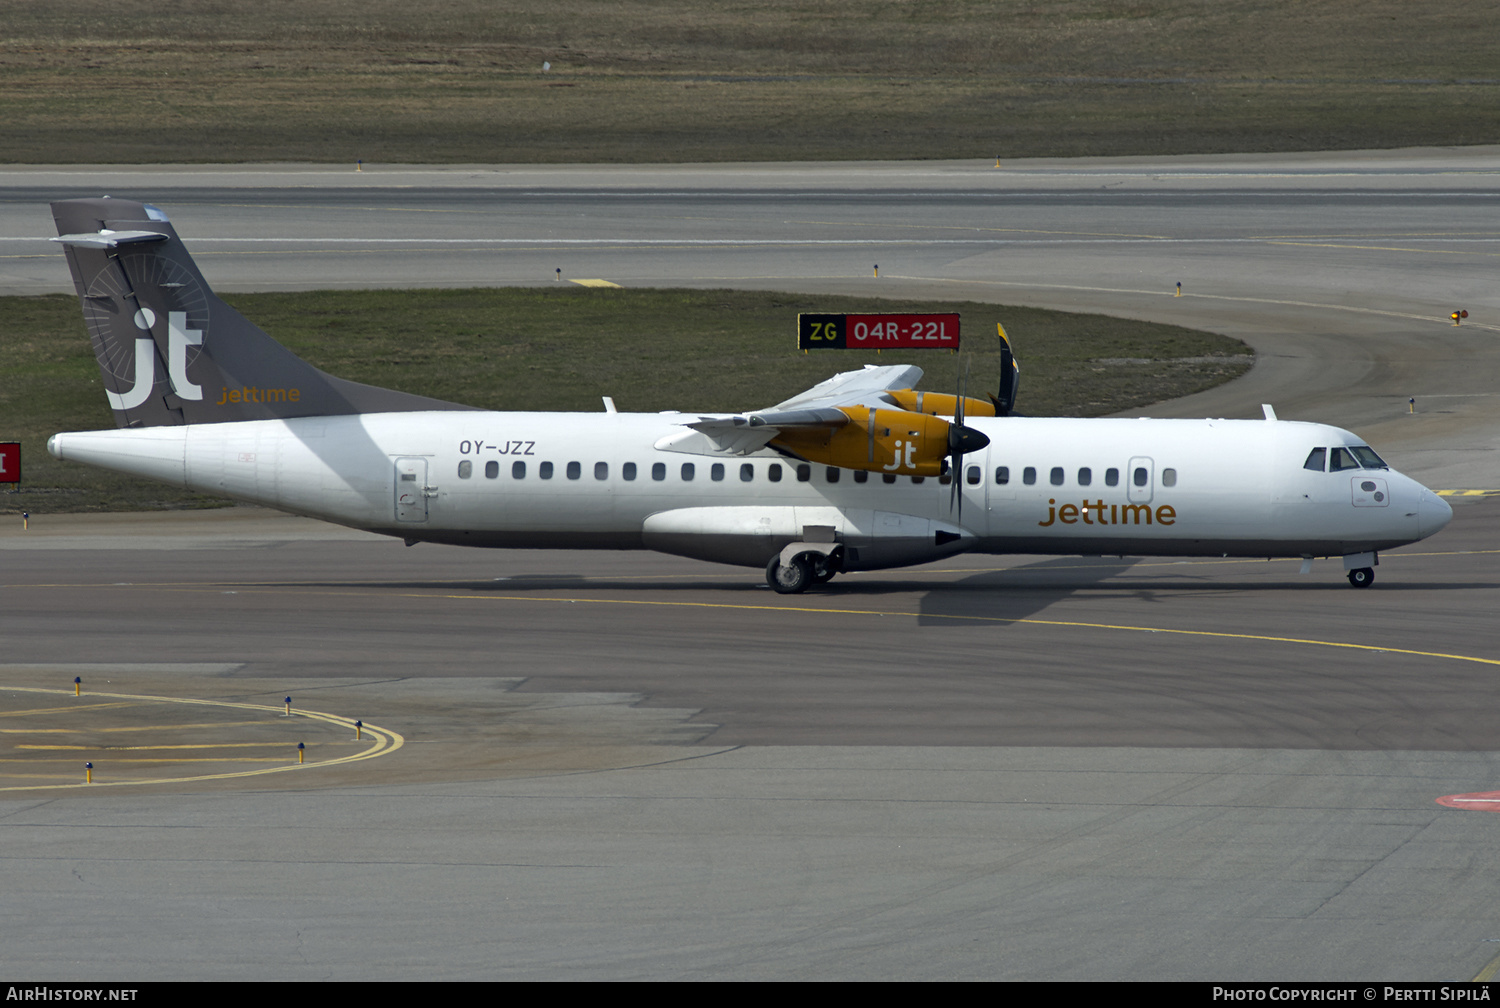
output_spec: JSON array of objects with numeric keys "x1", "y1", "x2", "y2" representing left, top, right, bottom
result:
[{"x1": 2, "y1": 1, "x2": 1495, "y2": 163}]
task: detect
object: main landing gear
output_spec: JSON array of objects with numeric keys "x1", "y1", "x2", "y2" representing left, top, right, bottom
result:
[
  {"x1": 1347, "y1": 567, "x2": 1375, "y2": 589},
  {"x1": 766, "y1": 552, "x2": 839, "y2": 594}
]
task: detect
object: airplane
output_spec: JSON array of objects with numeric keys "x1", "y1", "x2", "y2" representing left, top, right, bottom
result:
[{"x1": 45, "y1": 197, "x2": 1452, "y2": 592}]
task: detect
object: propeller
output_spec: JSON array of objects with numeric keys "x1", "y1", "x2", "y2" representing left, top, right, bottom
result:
[
  {"x1": 946, "y1": 356, "x2": 990, "y2": 522},
  {"x1": 988, "y1": 323, "x2": 1020, "y2": 416}
]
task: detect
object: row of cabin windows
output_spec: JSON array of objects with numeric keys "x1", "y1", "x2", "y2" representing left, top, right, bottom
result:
[
  {"x1": 457, "y1": 460, "x2": 1177, "y2": 488},
  {"x1": 993, "y1": 466, "x2": 1178, "y2": 488},
  {"x1": 456, "y1": 460, "x2": 922, "y2": 483}
]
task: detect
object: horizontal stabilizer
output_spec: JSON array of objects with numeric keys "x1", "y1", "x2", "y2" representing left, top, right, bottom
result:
[{"x1": 53, "y1": 230, "x2": 168, "y2": 250}]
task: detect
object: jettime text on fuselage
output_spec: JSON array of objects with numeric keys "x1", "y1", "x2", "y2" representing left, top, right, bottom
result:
[{"x1": 1039, "y1": 499, "x2": 1177, "y2": 527}]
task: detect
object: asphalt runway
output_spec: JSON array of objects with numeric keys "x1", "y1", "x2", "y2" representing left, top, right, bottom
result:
[{"x1": 2, "y1": 150, "x2": 1500, "y2": 981}]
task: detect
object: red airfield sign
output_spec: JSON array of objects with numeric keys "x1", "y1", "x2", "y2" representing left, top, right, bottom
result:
[
  {"x1": 0, "y1": 442, "x2": 18, "y2": 484},
  {"x1": 798, "y1": 313, "x2": 960, "y2": 350}
]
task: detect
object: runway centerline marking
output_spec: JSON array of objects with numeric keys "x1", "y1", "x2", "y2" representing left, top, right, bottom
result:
[
  {"x1": 885, "y1": 275, "x2": 1500, "y2": 333},
  {"x1": 397, "y1": 592, "x2": 1500, "y2": 668}
]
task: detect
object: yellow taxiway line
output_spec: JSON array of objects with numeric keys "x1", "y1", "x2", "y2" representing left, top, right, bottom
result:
[{"x1": 0, "y1": 686, "x2": 403, "y2": 792}]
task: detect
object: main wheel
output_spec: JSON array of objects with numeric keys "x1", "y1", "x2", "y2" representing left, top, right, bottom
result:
[
  {"x1": 1347, "y1": 567, "x2": 1375, "y2": 589},
  {"x1": 810, "y1": 556, "x2": 838, "y2": 584},
  {"x1": 766, "y1": 554, "x2": 813, "y2": 594}
]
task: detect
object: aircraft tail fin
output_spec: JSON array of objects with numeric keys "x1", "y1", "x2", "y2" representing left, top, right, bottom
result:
[{"x1": 51, "y1": 197, "x2": 474, "y2": 429}]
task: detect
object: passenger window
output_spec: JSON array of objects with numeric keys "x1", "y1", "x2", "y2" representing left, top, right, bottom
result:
[
  {"x1": 826, "y1": 467, "x2": 840, "y2": 483},
  {"x1": 1023, "y1": 467, "x2": 1037, "y2": 485},
  {"x1": 768, "y1": 464, "x2": 782, "y2": 483},
  {"x1": 1050, "y1": 467, "x2": 1065, "y2": 486},
  {"x1": 711, "y1": 463, "x2": 725, "y2": 482},
  {"x1": 651, "y1": 462, "x2": 666, "y2": 481},
  {"x1": 1105, "y1": 468, "x2": 1119, "y2": 487},
  {"x1": 740, "y1": 464, "x2": 754, "y2": 482},
  {"x1": 623, "y1": 462, "x2": 637, "y2": 481},
  {"x1": 911, "y1": 476, "x2": 925, "y2": 485},
  {"x1": 995, "y1": 466, "x2": 1009, "y2": 485},
  {"x1": 457, "y1": 460, "x2": 472, "y2": 479},
  {"x1": 681, "y1": 463, "x2": 695, "y2": 481},
  {"x1": 966, "y1": 466, "x2": 980, "y2": 486},
  {"x1": 854, "y1": 470, "x2": 868, "y2": 483},
  {"x1": 594, "y1": 462, "x2": 608, "y2": 480},
  {"x1": 539, "y1": 461, "x2": 554, "y2": 480},
  {"x1": 1330, "y1": 447, "x2": 1359, "y2": 472},
  {"x1": 882, "y1": 474, "x2": 897, "y2": 484},
  {"x1": 1303, "y1": 448, "x2": 1326, "y2": 472},
  {"x1": 566, "y1": 461, "x2": 581, "y2": 480},
  {"x1": 485, "y1": 461, "x2": 499, "y2": 479},
  {"x1": 512, "y1": 461, "x2": 526, "y2": 479},
  {"x1": 1161, "y1": 468, "x2": 1176, "y2": 487},
  {"x1": 1078, "y1": 467, "x2": 1091, "y2": 486},
  {"x1": 1133, "y1": 467, "x2": 1147, "y2": 487},
  {"x1": 796, "y1": 465, "x2": 811, "y2": 482}
]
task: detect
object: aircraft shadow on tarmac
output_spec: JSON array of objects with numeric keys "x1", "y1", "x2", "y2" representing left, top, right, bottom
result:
[{"x1": 243, "y1": 554, "x2": 1490, "y2": 629}]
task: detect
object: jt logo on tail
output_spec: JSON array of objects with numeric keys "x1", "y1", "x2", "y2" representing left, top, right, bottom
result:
[{"x1": 107, "y1": 311, "x2": 204, "y2": 410}]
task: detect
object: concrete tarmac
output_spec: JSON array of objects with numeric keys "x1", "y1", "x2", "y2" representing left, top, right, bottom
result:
[{"x1": 2, "y1": 151, "x2": 1500, "y2": 980}]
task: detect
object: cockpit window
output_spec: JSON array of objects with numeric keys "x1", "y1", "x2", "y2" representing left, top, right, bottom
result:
[
  {"x1": 1329, "y1": 447, "x2": 1360, "y2": 472},
  {"x1": 1306, "y1": 445, "x2": 1387, "y2": 472}
]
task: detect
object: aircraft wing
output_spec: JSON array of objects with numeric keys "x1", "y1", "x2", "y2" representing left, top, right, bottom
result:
[
  {"x1": 767, "y1": 364, "x2": 923, "y2": 412},
  {"x1": 656, "y1": 365, "x2": 924, "y2": 456}
]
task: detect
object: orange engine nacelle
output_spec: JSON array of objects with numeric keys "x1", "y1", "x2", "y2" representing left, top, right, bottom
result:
[
  {"x1": 769, "y1": 407, "x2": 953, "y2": 476},
  {"x1": 885, "y1": 389, "x2": 997, "y2": 419}
]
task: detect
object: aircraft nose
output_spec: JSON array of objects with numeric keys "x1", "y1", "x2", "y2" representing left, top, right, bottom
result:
[{"x1": 1418, "y1": 487, "x2": 1453, "y2": 539}]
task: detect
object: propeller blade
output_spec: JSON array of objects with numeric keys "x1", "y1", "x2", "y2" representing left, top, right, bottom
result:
[
  {"x1": 948, "y1": 357, "x2": 985, "y2": 521},
  {"x1": 993, "y1": 323, "x2": 1019, "y2": 415}
]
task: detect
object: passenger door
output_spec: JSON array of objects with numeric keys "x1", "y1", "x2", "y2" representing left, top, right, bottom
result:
[{"x1": 394, "y1": 457, "x2": 431, "y2": 523}]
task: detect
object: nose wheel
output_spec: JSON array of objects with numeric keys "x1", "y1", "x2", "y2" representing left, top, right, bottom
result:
[{"x1": 1347, "y1": 567, "x2": 1375, "y2": 589}]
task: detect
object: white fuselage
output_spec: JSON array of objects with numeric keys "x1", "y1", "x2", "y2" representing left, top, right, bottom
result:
[{"x1": 49, "y1": 410, "x2": 1453, "y2": 570}]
